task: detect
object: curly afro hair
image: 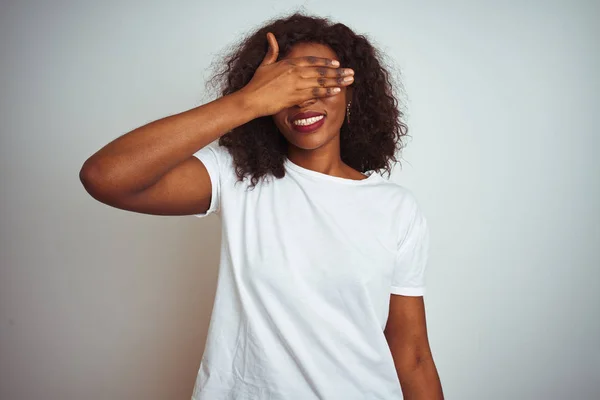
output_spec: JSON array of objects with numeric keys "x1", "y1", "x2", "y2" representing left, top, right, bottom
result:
[{"x1": 207, "y1": 12, "x2": 408, "y2": 187}]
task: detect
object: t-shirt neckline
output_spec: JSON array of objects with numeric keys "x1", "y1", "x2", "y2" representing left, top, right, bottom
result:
[{"x1": 284, "y1": 157, "x2": 379, "y2": 185}]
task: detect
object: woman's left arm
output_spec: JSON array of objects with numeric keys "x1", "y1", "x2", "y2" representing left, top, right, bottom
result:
[{"x1": 384, "y1": 294, "x2": 444, "y2": 400}]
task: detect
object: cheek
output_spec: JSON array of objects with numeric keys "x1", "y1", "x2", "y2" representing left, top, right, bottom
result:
[
  {"x1": 272, "y1": 113, "x2": 287, "y2": 130},
  {"x1": 323, "y1": 97, "x2": 346, "y2": 121}
]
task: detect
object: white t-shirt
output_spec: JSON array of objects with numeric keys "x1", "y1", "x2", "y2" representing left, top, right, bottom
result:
[{"x1": 191, "y1": 143, "x2": 429, "y2": 400}]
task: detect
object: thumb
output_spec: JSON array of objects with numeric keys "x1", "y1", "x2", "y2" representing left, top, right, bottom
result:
[{"x1": 260, "y1": 32, "x2": 279, "y2": 67}]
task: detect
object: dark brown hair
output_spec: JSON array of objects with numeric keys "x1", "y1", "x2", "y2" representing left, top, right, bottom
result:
[{"x1": 208, "y1": 12, "x2": 408, "y2": 187}]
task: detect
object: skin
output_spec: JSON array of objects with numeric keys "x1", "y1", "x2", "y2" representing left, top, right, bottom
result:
[
  {"x1": 271, "y1": 42, "x2": 367, "y2": 181},
  {"x1": 385, "y1": 296, "x2": 444, "y2": 399}
]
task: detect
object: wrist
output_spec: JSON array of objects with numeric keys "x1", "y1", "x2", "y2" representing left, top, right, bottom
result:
[{"x1": 231, "y1": 88, "x2": 262, "y2": 120}]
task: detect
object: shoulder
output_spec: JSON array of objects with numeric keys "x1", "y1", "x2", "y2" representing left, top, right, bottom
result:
[
  {"x1": 193, "y1": 143, "x2": 236, "y2": 179},
  {"x1": 370, "y1": 178, "x2": 428, "y2": 241},
  {"x1": 369, "y1": 175, "x2": 423, "y2": 216},
  {"x1": 194, "y1": 143, "x2": 234, "y2": 164}
]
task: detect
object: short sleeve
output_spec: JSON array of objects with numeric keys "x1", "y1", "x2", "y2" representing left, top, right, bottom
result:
[
  {"x1": 192, "y1": 144, "x2": 230, "y2": 218},
  {"x1": 390, "y1": 199, "x2": 430, "y2": 296}
]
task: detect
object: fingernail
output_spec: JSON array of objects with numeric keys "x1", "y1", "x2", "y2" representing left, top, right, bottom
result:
[
  {"x1": 333, "y1": 87, "x2": 341, "y2": 93},
  {"x1": 332, "y1": 60, "x2": 340, "y2": 66}
]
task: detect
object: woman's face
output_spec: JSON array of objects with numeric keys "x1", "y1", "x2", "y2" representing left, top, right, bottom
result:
[{"x1": 272, "y1": 42, "x2": 351, "y2": 152}]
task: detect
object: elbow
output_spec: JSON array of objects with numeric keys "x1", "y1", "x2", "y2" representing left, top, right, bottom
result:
[
  {"x1": 386, "y1": 334, "x2": 433, "y2": 374},
  {"x1": 79, "y1": 158, "x2": 117, "y2": 201},
  {"x1": 79, "y1": 158, "x2": 96, "y2": 187},
  {"x1": 406, "y1": 351, "x2": 433, "y2": 373}
]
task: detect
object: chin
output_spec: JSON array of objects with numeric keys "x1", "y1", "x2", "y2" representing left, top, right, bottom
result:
[{"x1": 282, "y1": 130, "x2": 337, "y2": 151}]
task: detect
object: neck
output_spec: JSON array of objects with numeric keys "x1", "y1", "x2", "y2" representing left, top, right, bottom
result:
[{"x1": 286, "y1": 136, "x2": 368, "y2": 180}]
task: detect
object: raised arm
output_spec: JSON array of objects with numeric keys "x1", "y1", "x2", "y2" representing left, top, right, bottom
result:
[
  {"x1": 79, "y1": 92, "x2": 256, "y2": 215},
  {"x1": 79, "y1": 32, "x2": 354, "y2": 216}
]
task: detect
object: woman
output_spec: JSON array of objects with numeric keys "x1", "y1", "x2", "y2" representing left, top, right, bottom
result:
[{"x1": 80, "y1": 12, "x2": 443, "y2": 400}]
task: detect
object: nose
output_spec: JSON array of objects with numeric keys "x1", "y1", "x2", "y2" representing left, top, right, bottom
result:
[{"x1": 296, "y1": 98, "x2": 317, "y2": 109}]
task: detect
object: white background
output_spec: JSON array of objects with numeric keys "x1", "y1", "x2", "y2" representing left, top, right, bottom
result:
[{"x1": 1, "y1": 1, "x2": 598, "y2": 399}]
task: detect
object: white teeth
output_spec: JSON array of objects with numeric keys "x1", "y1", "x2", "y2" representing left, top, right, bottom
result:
[{"x1": 292, "y1": 115, "x2": 324, "y2": 126}]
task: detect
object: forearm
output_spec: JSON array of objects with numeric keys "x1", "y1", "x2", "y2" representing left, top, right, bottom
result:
[{"x1": 81, "y1": 90, "x2": 256, "y2": 194}]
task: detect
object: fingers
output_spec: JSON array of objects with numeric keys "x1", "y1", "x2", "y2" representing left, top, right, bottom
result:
[
  {"x1": 260, "y1": 32, "x2": 279, "y2": 67},
  {"x1": 300, "y1": 66, "x2": 354, "y2": 79},
  {"x1": 289, "y1": 56, "x2": 340, "y2": 68},
  {"x1": 291, "y1": 64, "x2": 354, "y2": 91},
  {"x1": 297, "y1": 73, "x2": 354, "y2": 90},
  {"x1": 302, "y1": 87, "x2": 343, "y2": 98}
]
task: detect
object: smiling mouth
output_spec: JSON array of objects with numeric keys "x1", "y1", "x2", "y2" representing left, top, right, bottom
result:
[
  {"x1": 291, "y1": 115, "x2": 326, "y2": 133},
  {"x1": 290, "y1": 112, "x2": 326, "y2": 134},
  {"x1": 292, "y1": 115, "x2": 325, "y2": 126}
]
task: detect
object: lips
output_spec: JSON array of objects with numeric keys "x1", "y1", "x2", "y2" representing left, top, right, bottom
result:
[{"x1": 290, "y1": 111, "x2": 325, "y2": 123}]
